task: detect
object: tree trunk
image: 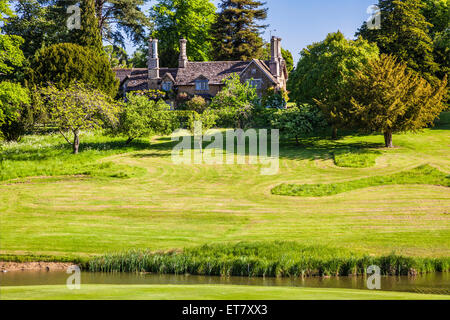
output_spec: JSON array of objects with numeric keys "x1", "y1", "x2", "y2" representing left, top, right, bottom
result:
[
  {"x1": 331, "y1": 126, "x2": 338, "y2": 140},
  {"x1": 384, "y1": 131, "x2": 394, "y2": 148},
  {"x1": 73, "y1": 130, "x2": 80, "y2": 154}
]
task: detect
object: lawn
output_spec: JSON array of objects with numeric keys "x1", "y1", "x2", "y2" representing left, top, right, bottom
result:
[
  {"x1": 0, "y1": 116, "x2": 449, "y2": 260},
  {"x1": 1, "y1": 284, "x2": 449, "y2": 300}
]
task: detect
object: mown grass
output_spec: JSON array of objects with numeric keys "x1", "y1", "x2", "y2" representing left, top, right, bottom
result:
[
  {"x1": 333, "y1": 149, "x2": 382, "y2": 168},
  {"x1": 3, "y1": 284, "x2": 448, "y2": 300},
  {"x1": 272, "y1": 165, "x2": 450, "y2": 197},
  {"x1": 87, "y1": 242, "x2": 450, "y2": 277},
  {"x1": 0, "y1": 132, "x2": 148, "y2": 181}
]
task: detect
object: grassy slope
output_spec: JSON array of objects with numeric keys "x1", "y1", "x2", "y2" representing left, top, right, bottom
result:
[
  {"x1": 1, "y1": 284, "x2": 449, "y2": 300},
  {"x1": 0, "y1": 118, "x2": 449, "y2": 258}
]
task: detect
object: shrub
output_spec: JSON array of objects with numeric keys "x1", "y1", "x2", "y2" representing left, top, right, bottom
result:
[
  {"x1": 116, "y1": 93, "x2": 173, "y2": 144},
  {"x1": 0, "y1": 81, "x2": 31, "y2": 141},
  {"x1": 271, "y1": 105, "x2": 327, "y2": 144},
  {"x1": 185, "y1": 95, "x2": 208, "y2": 114},
  {"x1": 261, "y1": 87, "x2": 288, "y2": 108}
]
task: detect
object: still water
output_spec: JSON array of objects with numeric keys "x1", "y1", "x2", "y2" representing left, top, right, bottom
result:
[{"x1": 1, "y1": 271, "x2": 449, "y2": 295}]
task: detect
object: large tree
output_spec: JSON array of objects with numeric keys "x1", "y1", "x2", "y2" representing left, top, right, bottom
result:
[
  {"x1": 150, "y1": 0, "x2": 217, "y2": 67},
  {"x1": 71, "y1": 0, "x2": 103, "y2": 52},
  {"x1": 28, "y1": 43, "x2": 119, "y2": 97},
  {"x1": 212, "y1": 0, "x2": 267, "y2": 61},
  {"x1": 346, "y1": 55, "x2": 448, "y2": 148},
  {"x1": 356, "y1": 0, "x2": 439, "y2": 81},
  {"x1": 288, "y1": 32, "x2": 379, "y2": 139}
]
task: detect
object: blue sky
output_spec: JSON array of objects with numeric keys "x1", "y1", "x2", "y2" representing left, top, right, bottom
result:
[{"x1": 126, "y1": 0, "x2": 377, "y2": 64}]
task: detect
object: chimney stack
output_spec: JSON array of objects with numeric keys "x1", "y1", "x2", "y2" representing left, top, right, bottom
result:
[
  {"x1": 179, "y1": 38, "x2": 188, "y2": 68},
  {"x1": 270, "y1": 36, "x2": 282, "y2": 78},
  {"x1": 148, "y1": 38, "x2": 160, "y2": 79}
]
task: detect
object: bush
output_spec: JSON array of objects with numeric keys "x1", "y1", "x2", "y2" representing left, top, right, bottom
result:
[
  {"x1": 27, "y1": 43, "x2": 119, "y2": 97},
  {"x1": 271, "y1": 105, "x2": 327, "y2": 144},
  {"x1": 0, "y1": 81, "x2": 31, "y2": 141},
  {"x1": 261, "y1": 87, "x2": 288, "y2": 108},
  {"x1": 185, "y1": 95, "x2": 208, "y2": 114},
  {"x1": 116, "y1": 93, "x2": 173, "y2": 143}
]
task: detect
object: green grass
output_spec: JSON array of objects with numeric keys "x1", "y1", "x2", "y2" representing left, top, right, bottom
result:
[
  {"x1": 1, "y1": 284, "x2": 448, "y2": 300},
  {"x1": 0, "y1": 114, "x2": 449, "y2": 259},
  {"x1": 87, "y1": 242, "x2": 450, "y2": 277},
  {"x1": 333, "y1": 149, "x2": 382, "y2": 168},
  {"x1": 0, "y1": 132, "x2": 148, "y2": 181},
  {"x1": 272, "y1": 165, "x2": 450, "y2": 197}
]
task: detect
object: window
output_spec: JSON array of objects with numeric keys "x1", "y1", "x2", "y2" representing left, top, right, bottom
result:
[
  {"x1": 195, "y1": 79, "x2": 209, "y2": 91},
  {"x1": 162, "y1": 81, "x2": 172, "y2": 91},
  {"x1": 248, "y1": 79, "x2": 262, "y2": 89}
]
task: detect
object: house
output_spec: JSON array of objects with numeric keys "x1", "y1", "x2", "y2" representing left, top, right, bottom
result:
[{"x1": 114, "y1": 36, "x2": 288, "y2": 101}]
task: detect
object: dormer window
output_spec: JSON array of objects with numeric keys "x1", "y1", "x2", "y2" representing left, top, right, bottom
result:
[
  {"x1": 195, "y1": 79, "x2": 209, "y2": 91},
  {"x1": 162, "y1": 81, "x2": 172, "y2": 91}
]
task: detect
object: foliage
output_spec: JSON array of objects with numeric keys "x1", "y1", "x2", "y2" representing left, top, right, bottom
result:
[
  {"x1": 129, "y1": 47, "x2": 147, "y2": 68},
  {"x1": 28, "y1": 43, "x2": 119, "y2": 97},
  {"x1": 0, "y1": 81, "x2": 30, "y2": 141},
  {"x1": 36, "y1": 83, "x2": 121, "y2": 153},
  {"x1": 88, "y1": 241, "x2": 450, "y2": 276},
  {"x1": 210, "y1": 74, "x2": 258, "y2": 128},
  {"x1": 187, "y1": 109, "x2": 217, "y2": 133},
  {"x1": 288, "y1": 32, "x2": 379, "y2": 136},
  {"x1": 71, "y1": 0, "x2": 103, "y2": 52},
  {"x1": 270, "y1": 105, "x2": 327, "y2": 144},
  {"x1": 261, "y1": 87, "x2": 288, "y2": 108},
  {"x1": 345, "y1": 54, "x2": 448, "y2": 147},
  {"x1": 185, "y1": 95, "x2": 208, "y2": 114},
  {"x1": 212, "y1": 0, "x2": 267, "y2": 61},
  {"x1": 132, "y1": 89, "x2": 167, "y2": 101},
  {"x1": 104, "y1": 45, "x2": 130, "y2": 68},
  {"x1": 272, "y1": 165, "x2": 449, "y2": 197},
  {"x1": 115, "y1": 93, "x2": 173, "y2": 143},
  {"x1": 356, "y1": 0, "x2": 438, "y2": 81},
  {"x1": 150, "y1": 0, "x2": 217, "y2": 67}
]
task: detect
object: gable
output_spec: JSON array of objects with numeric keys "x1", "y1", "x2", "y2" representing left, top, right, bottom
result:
[{"x1": 240, "y1": 59, "x2": 277, "y2": 84}]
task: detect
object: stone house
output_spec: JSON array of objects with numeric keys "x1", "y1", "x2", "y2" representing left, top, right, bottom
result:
[{"x1": 114, "y1": 36, "x2": 288, "y2": 102}]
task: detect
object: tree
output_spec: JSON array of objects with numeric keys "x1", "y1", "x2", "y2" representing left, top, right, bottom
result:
[
  {"x1": 104, "y1": 45, "x2": 130, "y2": 68},
  {"x1": 356, "y1": 0, "x2": 438, "y2": 81},
  {"x1": 28, "y1": 43, "x2": 119, "y2": 97},
  {"x1": 345, "y1": 55, "x2": 448, "y2": 148},
  {"x1": 129, "y1": 47, "x2": 147, "y2": 68},
  {"x1": 0, "y1": 81, "x2": 30, "y2": 141},
  {"x1": 288, "y1": 32, "x2": 379, "y2": 139},
  {"x1": 37, "y1": 83, "x2": 120, "y2": 154},
  {"x1": 271, "y1": 105, "x2": 327, "y2": 145},
  {"x1": 116, "y1": 92, "x2": 174, "y2": 144},
  {"x1": 150, "y1": 0, "x2": 217, "y2": 67},
  {"x1": 212, "y1": 0, "x2": 267, "y2": 61},
  {"x1": 210, "y1": 73, "x2": 258, "y2": 128},
  {"x1": 0, "y1": 0, "x2": 26, "y2": 79},
  {"x1": 71, "y1": 0, "x2": 103, "y2": 52}
]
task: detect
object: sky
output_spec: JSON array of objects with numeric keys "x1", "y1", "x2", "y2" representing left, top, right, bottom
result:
[{"x1": 126, "y1": 0, "x2": 378, "y2": 65}]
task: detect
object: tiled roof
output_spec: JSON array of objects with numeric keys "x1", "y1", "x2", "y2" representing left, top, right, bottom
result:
[{"x1": 174, "y1": 61, "x2": 251, "y2": 85}]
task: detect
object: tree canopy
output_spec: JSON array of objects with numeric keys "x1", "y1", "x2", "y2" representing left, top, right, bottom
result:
[
  {"x1": 212, "y1": 0, "x2": 268, "y2": 61},
  {"x1": 28, "y1": 43, "x2": 119, "y2": 97},
  {"x1": 150, "y1": 0, "x2": 217, "y2": 67},
  {"x1": 345, "y1": 54, "x2": 448, "y2": 148},
  {"x1": 288, "y1": 31, "x2": 379, "y2": 137}
]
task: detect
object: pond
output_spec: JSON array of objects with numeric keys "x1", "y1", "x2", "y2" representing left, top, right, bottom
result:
[{"x1": 1, "y1": 271, "x2": 449, "y2": 295}]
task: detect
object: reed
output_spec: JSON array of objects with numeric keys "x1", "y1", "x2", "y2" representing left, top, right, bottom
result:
[{"x1": 87, "y1": 242, "x2": 450, "y2": 277}]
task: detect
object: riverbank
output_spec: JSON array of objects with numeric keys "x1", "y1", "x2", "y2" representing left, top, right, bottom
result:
[{"x1": 0, "y1": 261, "x2": 75, "y2": 272}]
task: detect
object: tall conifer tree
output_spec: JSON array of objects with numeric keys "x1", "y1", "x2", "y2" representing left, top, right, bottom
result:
[{"x1": 212, "y1": 0, "x2": 268, "y2": 61}]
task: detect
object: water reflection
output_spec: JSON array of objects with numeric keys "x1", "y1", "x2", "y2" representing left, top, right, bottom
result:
[{"x1": 1, "y1": 271, "x2": 449, "y2": 295}]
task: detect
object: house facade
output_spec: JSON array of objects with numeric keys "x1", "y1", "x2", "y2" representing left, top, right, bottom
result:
[{"x1": 114, "y1": 36, "x2": 288, "y2": 101}]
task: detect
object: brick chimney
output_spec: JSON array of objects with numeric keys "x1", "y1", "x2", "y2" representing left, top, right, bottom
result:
[
  {"x1": 148, "y1": 38, "x2": 160, "y2": 80},
  {"x1": 179, "y1": 38, "x2": 188, "y2": 68},
  {"x1": 270, "y1": 36, "x2": 282, "y2": 79}
]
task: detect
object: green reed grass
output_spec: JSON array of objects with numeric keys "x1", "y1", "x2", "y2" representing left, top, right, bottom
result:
[
  {"x1": 87, "y1": 242, "x2": 450, "y2": 277},
  {"x1": 272, "y1": 165, "x2": 450, "y2": 197}
]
